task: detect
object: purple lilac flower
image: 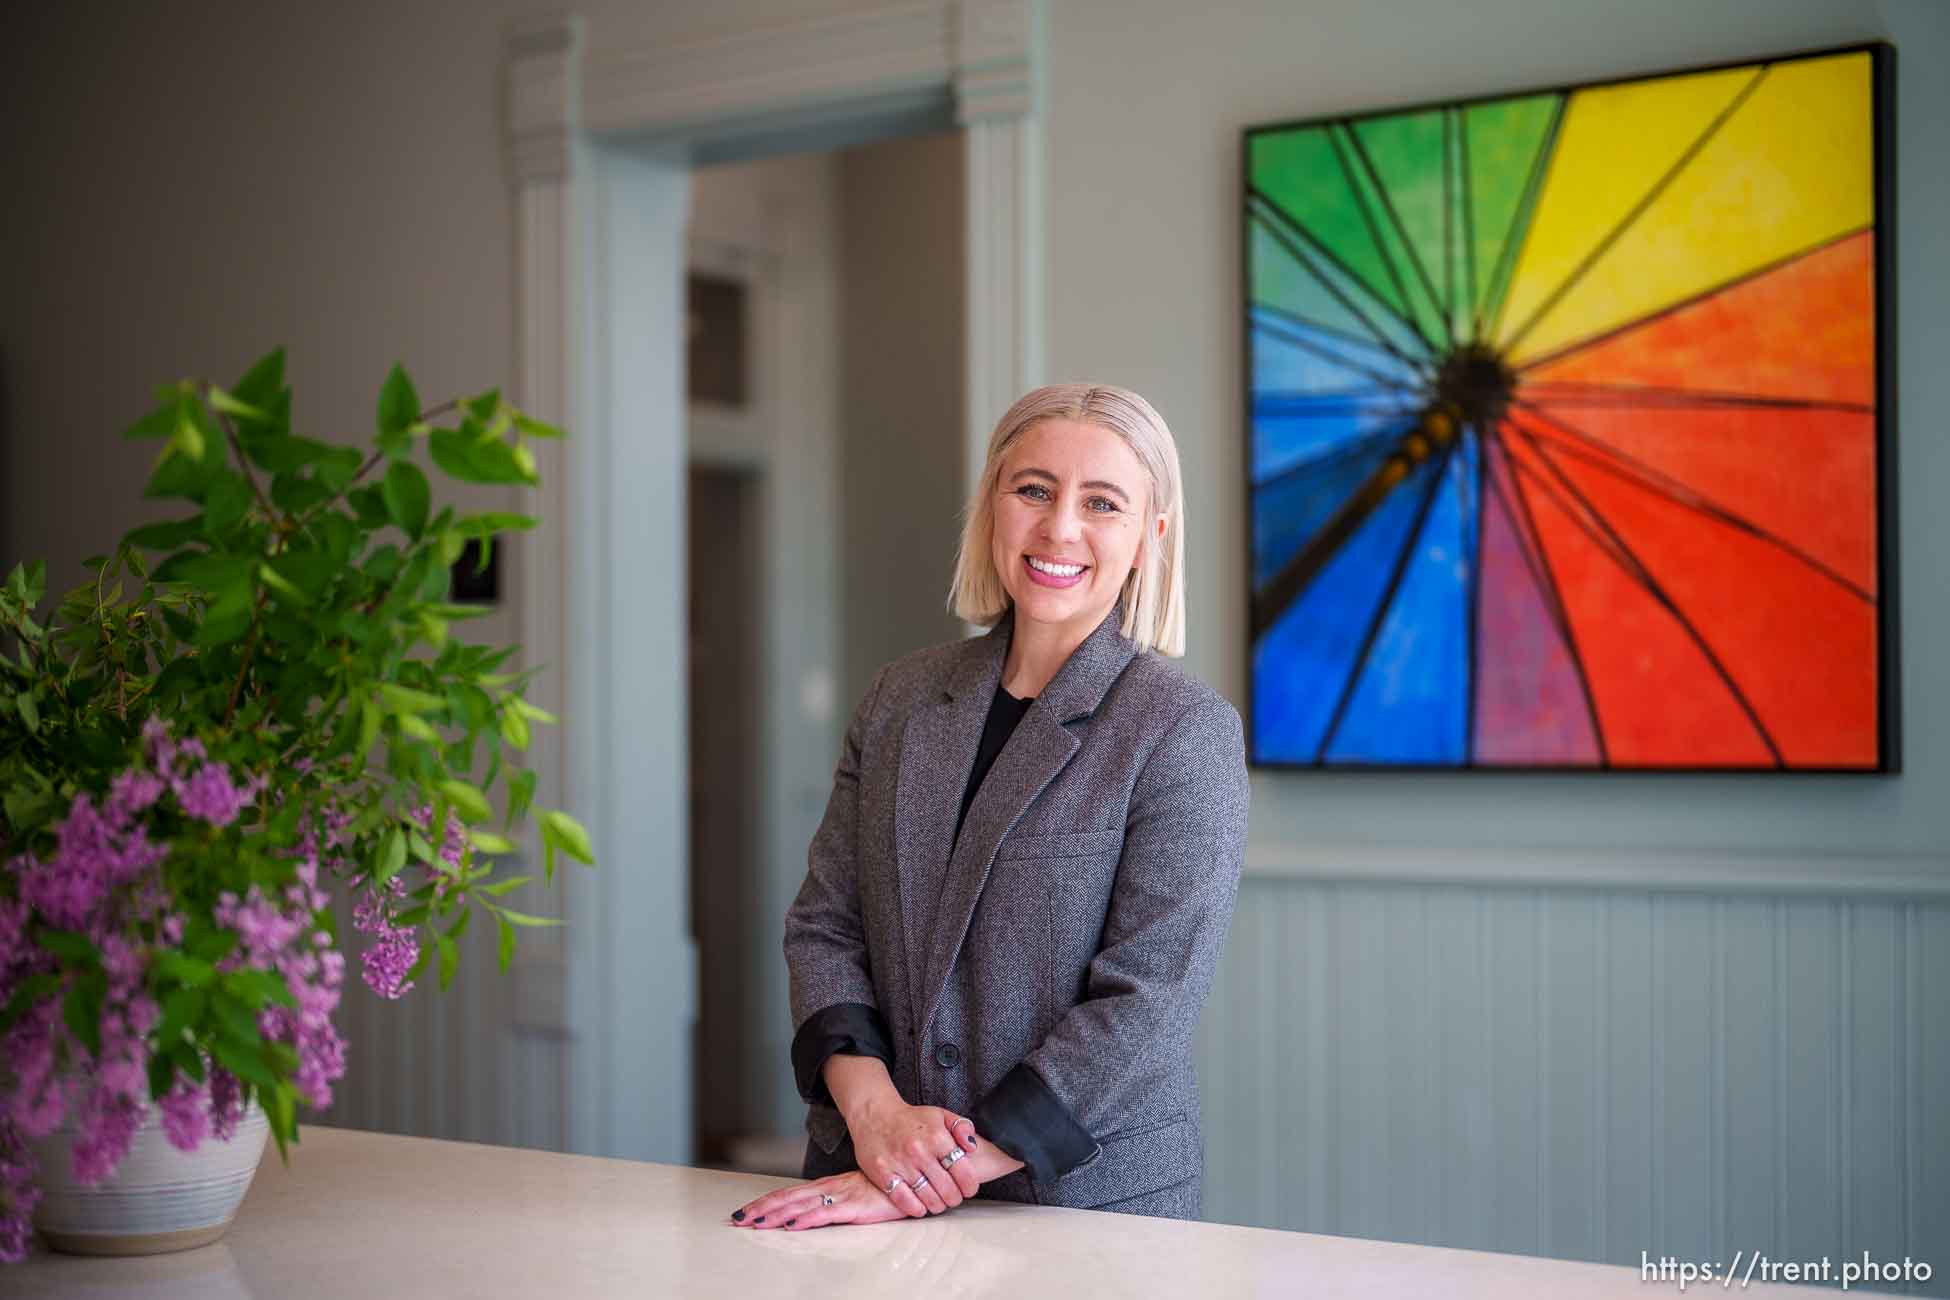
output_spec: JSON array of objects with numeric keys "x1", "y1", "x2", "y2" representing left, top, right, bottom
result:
[
  {"x1": 0, "y1": 716, "x2": 339, "y2": 1257},
  {"x1": 0, "y1": 1123, "x2": 40, "y2": 1265},
  {"x1": 208, "y1": 1069, "x2": 244, "y2": 1142},
  {"x1": 158, "y1": 1077, "x2": 210, "y2": 1152},
  {"x1": 352, "y1": 875, "x2": 418, "y2": 1000}
]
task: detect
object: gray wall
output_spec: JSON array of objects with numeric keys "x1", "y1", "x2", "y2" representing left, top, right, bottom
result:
[{"x1": 838, "y1": 128, "x2": 968, "y2": 715}]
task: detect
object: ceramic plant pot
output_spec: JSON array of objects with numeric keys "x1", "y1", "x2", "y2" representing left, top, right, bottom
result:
[{"x1": 29, "y1": 1099, "x2": 269, "y2": 1256}]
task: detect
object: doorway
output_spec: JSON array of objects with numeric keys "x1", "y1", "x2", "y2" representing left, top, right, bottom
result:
[{"x1": 687, "y1": 463, "x2": 762, "y2": 1169}]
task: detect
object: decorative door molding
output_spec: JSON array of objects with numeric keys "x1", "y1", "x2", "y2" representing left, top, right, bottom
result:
[{"x1": 500, "y1": 2, "x2": 1047, "y2": 1160}]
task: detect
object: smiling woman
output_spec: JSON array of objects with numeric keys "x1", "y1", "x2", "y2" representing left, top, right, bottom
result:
[{"x1": 746, "y1": 385, "x2": 1250, "y2": 1232}]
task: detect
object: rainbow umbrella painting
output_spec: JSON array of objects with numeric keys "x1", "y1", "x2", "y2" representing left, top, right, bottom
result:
[{"x1": 1244, "y1": 45, "x2": 1894, "y2": 771}]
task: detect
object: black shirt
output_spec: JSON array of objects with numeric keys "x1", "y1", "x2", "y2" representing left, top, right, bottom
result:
[{"x1": 953, "y1": 685, "x2": 1035, "y2": 848}]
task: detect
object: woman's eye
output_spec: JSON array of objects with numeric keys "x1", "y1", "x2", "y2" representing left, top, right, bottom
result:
[
  {"x1": 1087, "y1": 497, "x2": 1120, "y2": 514},
  {"x1": 1017, "y1": 484, "x2": 1051, "y2": 502}
]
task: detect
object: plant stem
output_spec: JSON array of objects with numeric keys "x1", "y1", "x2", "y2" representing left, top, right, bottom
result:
[
  {"x1": 204, "y1": 386, "x2": 278, "y2": 524},
  {"x1": 222, "y1": 590, "x2": 269, "y2": 729}
]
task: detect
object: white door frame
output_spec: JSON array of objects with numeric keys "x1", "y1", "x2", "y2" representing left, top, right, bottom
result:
[{"x1": 501, "y1": 2, "x2": 1047, "y2": 1162}]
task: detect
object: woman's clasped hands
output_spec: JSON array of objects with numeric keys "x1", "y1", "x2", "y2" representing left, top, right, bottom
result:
[{"x1": 729, "y1": 1102, "x2": 982, "y2": 1230}]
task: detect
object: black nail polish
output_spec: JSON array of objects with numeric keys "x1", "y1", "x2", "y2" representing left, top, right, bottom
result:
[
  {"x1": 732, "y1": 1210, "x2": 745, "y2": 1222},
  {"x1": 786, "y1": 1219, "x2": 796, "y2": 1227},
  {"x1": 755, "y1": 1216, "x2": 765, "y2": 1224},
  {"x1": 969, "y1": 1136, "x2": 978, "y2": 1146}
]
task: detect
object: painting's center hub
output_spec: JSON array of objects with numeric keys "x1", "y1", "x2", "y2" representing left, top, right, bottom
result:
[{"x1": 1431, "y1": 344, "x2": 1515, "y2": 435}]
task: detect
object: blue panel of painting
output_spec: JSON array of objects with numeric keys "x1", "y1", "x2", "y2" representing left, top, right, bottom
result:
[
  {"x1": 1252, "y1": 427, "x2": 1405, "y2": 589},
  {"x1": 1250, "y1": 309, "x2": 1422, "y2": 399},
  {"x1": 1250, "y1": 453, "x2": 1439, "y2": 764},
  {"x1": 1252, "y1": 393, "x2": 1417, "y2": 482},
  {"x1": 1324, "y1": 436, "x2": 1479, "y2": 764}
]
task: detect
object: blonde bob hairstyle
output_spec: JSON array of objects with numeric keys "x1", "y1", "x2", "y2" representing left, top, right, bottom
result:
[{"x1": 947, "y1": 383, "x2": 1187, "y2": 657}]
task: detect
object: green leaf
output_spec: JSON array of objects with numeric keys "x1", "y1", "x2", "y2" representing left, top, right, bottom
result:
[
  {"x1": 438, "y1": 771, "x2": 491, "y2": 822},
  {"x1": 376, "y1": 828, "x2": 407, "y2": 886},
  {"x1": 64, "y1": 975, "x2": 107, "y2": 1056},
  {"x1": 258, "y1": 562, "x2": 308, "y2": 605},
  {"x1": 475, "y1": 874, "x2": 530, "y2": 898},
  {"x1": 379, "y1": 683, "x2": 443, "y2": 714},
  {"x1": 206, "y1": 384, "x2": 268, "y2": 421},
  {"x1": 395, "y1": 712, "x2": 439, "y2": 743},
  {"x1": 203, "y1": 473, "x2": 254, "y2": 536},
  {"x1": 0, "y1": 973, "x2": 61, "y2": 1035},
  {"x1": 209, "y1": 990, "x2": 262, "y2": 1047},
  {"x1": 506, "y1": 768, "x2": 537, "y2": 829},
  {"x1": 150, "y1": 952, "x2": 216, "y2": 987},
  {"x1": 493, "y1": 907, "x2": 564, "y2": 928},
  {"x1": 154, "y1": 987, "x2": 208, "y2": 1046},
  {"x1": 122, "y1": 404, "x2": 176, "y2": 440},
  {"x1": 169, "y1": 1039, "x2": 207, "y2": 1083},
  {"x1": 243, "y1": 433, "x2": 339, "y2": 474},
  {"x1": 467, "y1": 830, "x2": 516, "y2": 856},
  {"x1": 333, "y1": 697, "x2": 371, "y2": 761},
  {"x1": 35, "y1": 928, "x2": 100, "y2": 965},
  {"x1": 382, "y1": 460, "x2": 431, "y2": 540},
  {"x1": 187, "y1": 926, "x2": 239, "y2": 963},
  {"x1": 223, "y1": 969, "x2": 298, "y2": 1010},
  {"x1": 148, "y1": 1050, "x2": 178, "y2": 1103},
  {"x1": 496, "y1": 912, "x2": 516, "y2": 973},
  {"x1": 377, "y1": 363, "x2": 420, "y2": 439},
  {"x1": 467, "y1": 388, "x2": 500, "y2": 423},
  {"x1": 348, "y1": 484, "x2": 391, "y2": 529},
  {"x1": 498, "y1": 706, "x2": 530, "y2": 751},
  {"x1": 123, "y1": 516, "x2": 205, "y2": 550},
  {"x1": 266, "y1": 1080, "x2": 297, "y2": 1156},
  {"x1": 232, "y1": 347, "x2": 287, "y2": 410},
  {"x1": 212, "y1": 1037, "x2": 279, "y2": 1090},
  {"x1": 171, "y1": 400, "x2": 207, "y2": 461},
  {"x1": 539, "y1": 810, "x2": 595, "y2": 865},
  {"x1": 513, "y1": 412, "x2": 566, "y2": 439},
  {"x1": 435, "y1": 930, "x2": 459, "y2": 992},
  {"x1": 509, "y1": 697, "x2": 558, "y2": 726}
]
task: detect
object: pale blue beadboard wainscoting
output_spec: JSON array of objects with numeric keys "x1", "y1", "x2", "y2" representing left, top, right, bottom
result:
[{"x1": 1195, "y1": 852, "x2": 1949, "y2": 1294}]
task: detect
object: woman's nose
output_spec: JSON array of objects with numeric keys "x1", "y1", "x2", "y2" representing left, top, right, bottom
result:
[{"x1": 1042, "y1": 501, "x2": 1084, "y2": 542}]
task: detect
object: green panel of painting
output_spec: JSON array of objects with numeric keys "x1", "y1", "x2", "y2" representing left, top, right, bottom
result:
[
  {"x1": 1463, "y1": 94, "x2": 1561, "y2": 335},
  {"x1": 1249, "y1": 128, "x2": 1412, "y2": 329}
]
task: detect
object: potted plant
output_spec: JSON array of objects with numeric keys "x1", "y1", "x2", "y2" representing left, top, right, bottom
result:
[{"x1": 0, "y1": 349, "x2": 595, "y2": 1260}]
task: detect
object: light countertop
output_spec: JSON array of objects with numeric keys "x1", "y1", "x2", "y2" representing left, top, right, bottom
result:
[{"x1": 8, "y1": 1125, "x2": 1901, "y2": 1297}]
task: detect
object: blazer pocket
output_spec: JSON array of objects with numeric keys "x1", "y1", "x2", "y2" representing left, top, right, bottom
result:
[{"x1": 993, "y1": 827, "x2": 1124, "y2": 862}]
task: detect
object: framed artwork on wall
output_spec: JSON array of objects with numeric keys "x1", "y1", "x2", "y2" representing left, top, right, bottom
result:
[{"x1": 1242, "y1": 43, "x2": 1897, "y2": 772}]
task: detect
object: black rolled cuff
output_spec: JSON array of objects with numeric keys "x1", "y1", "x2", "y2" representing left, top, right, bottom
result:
[
  {"x1": 790, "y1": 1002, "x2": 896, "y2": 1107},
  {"x1": 968, "y1": 1063, "x2": 1101, "y2": 1184}
]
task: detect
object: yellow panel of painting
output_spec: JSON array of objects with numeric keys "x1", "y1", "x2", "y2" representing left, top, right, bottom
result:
[
  {"x1": 1507, "y1": 52, "x2": 1873, "y2": 365},
  {"x1": 1490, "y1": 65, "x2": 1756, "y2": 348}
]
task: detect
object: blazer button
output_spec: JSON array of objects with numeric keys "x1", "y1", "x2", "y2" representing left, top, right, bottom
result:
[{"x1": 934, "y1": 1042, "x2": 961, "y2": 1069}]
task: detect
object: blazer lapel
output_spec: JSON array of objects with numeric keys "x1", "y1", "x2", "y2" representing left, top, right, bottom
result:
[
  {"x1": 893, "y1": 621, "x2": 1007, "y2": 1031},
  {"x1": 914, "y1": 605, "x2": 1139, "y2": 1039}
]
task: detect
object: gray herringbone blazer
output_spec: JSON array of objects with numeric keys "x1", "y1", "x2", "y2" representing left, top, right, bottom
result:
[{"x1": 783, "y1": 604, "x2": 1249, "y2": 1212}]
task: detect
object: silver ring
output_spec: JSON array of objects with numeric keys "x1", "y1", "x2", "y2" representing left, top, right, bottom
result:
[
  {"x1": 912, "y1": 1175, "x2": 930, "y2": 1190},
  {"x1": 940, "y1": 1148, "x2": 965, "y2": 1168},
  {"x1": 821, "y1": 1194, "x2": 835, "y2": 1206},
  {"x1": 885, "y1": 1175, "x2": 904, "y2": 1194}
]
